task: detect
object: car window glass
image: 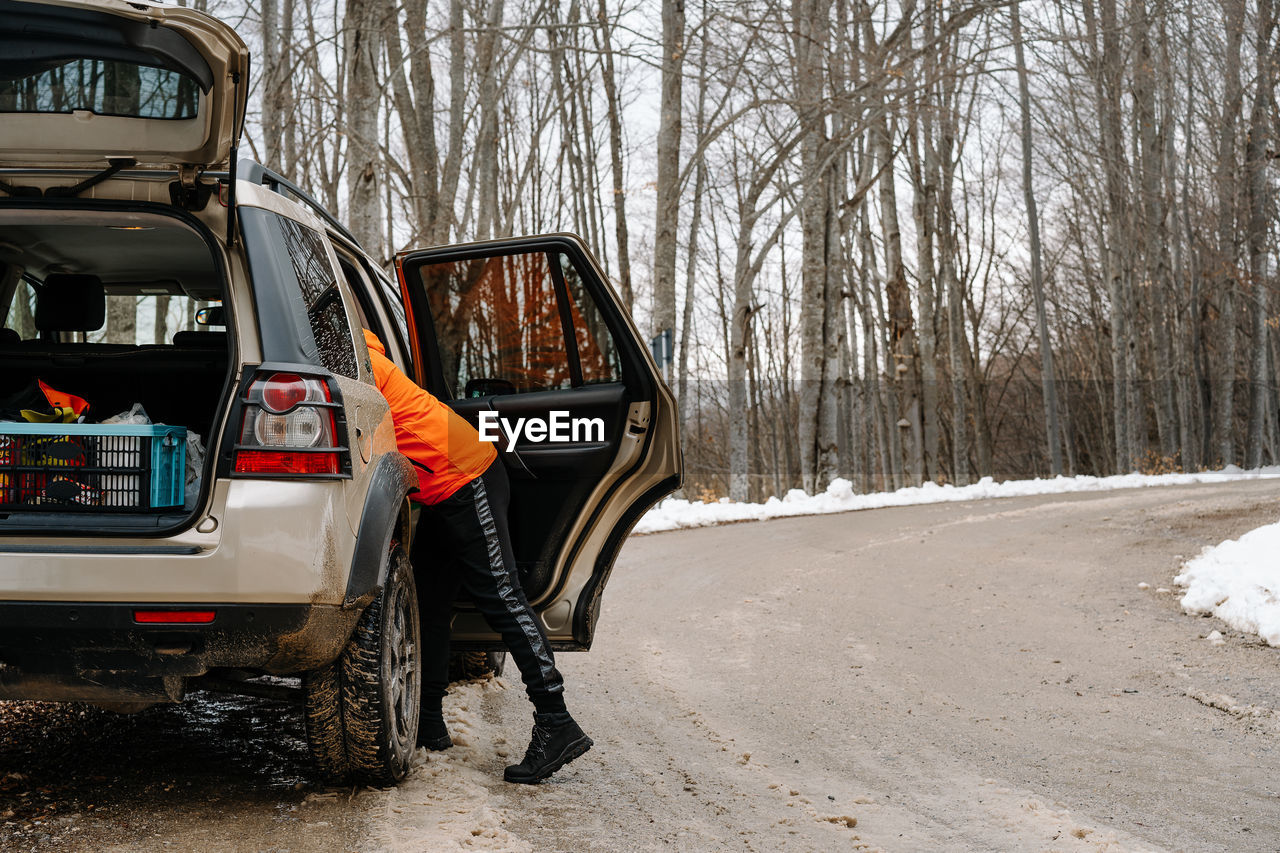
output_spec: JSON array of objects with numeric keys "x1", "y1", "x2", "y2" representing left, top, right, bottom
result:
[
  {"x1": 1, "y1": 279, "x2": 217, "y2": 345},
  {"x1": 333, "y1": 250, "x2": 412, "y2": 374},
  {"x1": 411, "y1": 249, "x2": 624, "y2": 397},
  {"x1": 0, "y1": 59, "x2": 200, "y2": 120},
  {"x1": 1, "y1": 279, "x2": 36, "y2": 339},
  {"x1": 415, "y1": 252, "x2": 570, "y2": 397},
  {"x1": 96, "y1": 292, "x2": 219, "y2": 344},
  {"x1": 556, "y1": 253, "x2": 621, "y2": 385},
  {"x1": 335, "y1": 255, "x2": 373, "y2": 330},
  {"x1": 373, "y1": 268, "x2": 411, "y2": 364},
  {"x1": 277, "y1": 217, "x2": 358, "y2": 378}
]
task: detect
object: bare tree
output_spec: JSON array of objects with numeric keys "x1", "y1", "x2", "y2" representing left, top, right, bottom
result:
[
  {"x1": 652, "y1": 0, "x2": 685, "y2": 371},
  {"x1": 343, "y1": 0, "x2": 383, "y2": 253},
  {"x1": 595, "y1": 0, "x2": 634, "y2": 311},
  {"x1": 1244, "y1": 0, "x2": 1277, "y2": 466},
  {"x1": 1213, "y1": 0, "x2": 1247, "y2": 466},
  {"x1": 1011, "y1": 0, "x2": 1062, "y2": 476}
]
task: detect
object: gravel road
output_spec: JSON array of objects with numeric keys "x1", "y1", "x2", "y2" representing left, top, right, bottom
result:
[{"x1": 4, "y1": 479, "x2": 1280, "y2": 852}]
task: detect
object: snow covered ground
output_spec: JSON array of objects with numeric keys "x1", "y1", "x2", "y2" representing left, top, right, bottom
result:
[
  {"x1": 635, "y1": 465, "x2": 1280, "y2": 534},
  {"x1": 1176, "y1": 521, "x2": 1280, "y2": 647},
  {"x1": 374, "y1": 678, "x2": 531, "y2": 852}
]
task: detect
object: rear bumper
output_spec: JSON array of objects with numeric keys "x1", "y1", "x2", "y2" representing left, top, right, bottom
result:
[{"x1": 0, "y1": 601, "x2": 359, "y2": 703}]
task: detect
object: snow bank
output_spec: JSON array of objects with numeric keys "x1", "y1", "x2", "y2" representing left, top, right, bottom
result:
[
  {"x1": 1176, "y1": 521, "x2": 1280, "y2": 647},
  {"x1": 635, "y1": 465, "x2": 1280, "y2": 534}
]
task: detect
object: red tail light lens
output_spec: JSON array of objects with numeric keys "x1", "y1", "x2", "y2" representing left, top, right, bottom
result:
[
  {"x1": 134, "y1": 609, "x2": 216, "y2": 624},
  {"x1": 235, "y1": 449, "x2": 340, "y2": 475},
  {"x1": 260, "y1": 373, "x2": 308, "y2": 413}
]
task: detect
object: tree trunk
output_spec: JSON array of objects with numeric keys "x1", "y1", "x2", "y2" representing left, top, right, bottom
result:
[
  {"x1": 260, "y1": 0, "x2": 281, "y2": 166},
  {"x1": 280, "y1": 0, "x2": 296, "y2": 175},
  {"x1": 597, "y1": 0, "x2": 634, "y2": 312},
  {"x1": 107, "y1": 296, "x2": 136, "y2": 346},
  {"x1": 1132, "y1": 0, "x2": 1178, "y2": 464},
  {"x1": 937, "y1": 125, "x2": 968, "y2": 485},
  {"x1": 727, "y1": 231, "x2": 752, "y2": 502},
  {"x1": 1245, "y1": 0, "x2": 1276, "y2": 467},
  {"x1": 1086, "y1": 0, "x2": 1135, "y2": 471},
  {"x1": 652, "y1": 0, "x2": 685, "y2": 364},
  {"x1": 678, "y1": 12, "x2": 711, "y2": 440},
  {"x1": 343, "y1": 0, "x2": 382, "y2": 253},
  {"x1": 793, "y1": 0, "x2": 832, "y2": 493},
  {"x1": 436, "y1": 0, "x2": 469, "y2": 244},
  {"x1": 1011, "y1": 0, "x2": 1063, "y2": 476},
  {"x1": 903, "y1": 0, "x2": 940, "y2": 482},
  {"x1": 153, "y1": 295, "x2": 170, "y2": 345},
  {"x1": 473, "y1": 0, "x2": 505, "y2": 240},
  {"x1": 11, "y1": 282, "x2": 34, "y2": 340},
  {"x1": 383, "y1": 0, "x2": 440, "y2": 244},
  {"x1": 1213, "y1": 0, "x2": 1246, "y2": 465},
  {"x1": 858, "y1": 192, "x2": 893, "y2": 490}
]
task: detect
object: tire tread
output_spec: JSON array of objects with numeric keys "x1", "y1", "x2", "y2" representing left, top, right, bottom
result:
[{"x1": 303, "y1": 543, "x2": 419, "y2": 787}]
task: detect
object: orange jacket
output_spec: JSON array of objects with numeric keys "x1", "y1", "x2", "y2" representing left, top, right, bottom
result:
[{"x1": 363, "y1": 329, "x2": 496, "y2": 504}]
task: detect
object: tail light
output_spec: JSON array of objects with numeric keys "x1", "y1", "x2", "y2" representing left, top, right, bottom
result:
[
  {"x1": 232, "y1": 372, "x2": 348, "y2": 477},
  {"x1": 134, "y1": 609, "x2": 216, "y2": 624}
]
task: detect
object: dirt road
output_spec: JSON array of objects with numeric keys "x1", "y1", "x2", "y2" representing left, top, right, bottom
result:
[{"x1": 4, "y1": 479, "x2": 1280, "y2": 851}]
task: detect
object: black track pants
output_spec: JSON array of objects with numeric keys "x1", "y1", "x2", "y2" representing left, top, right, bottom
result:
[{"x1": 415, "y1": 459, "x2": 567, "y2": 718}]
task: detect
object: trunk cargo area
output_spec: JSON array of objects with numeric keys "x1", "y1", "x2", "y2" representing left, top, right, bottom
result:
[{"x1": 0, "y1": 204, "x2": 231, "y2": 530}]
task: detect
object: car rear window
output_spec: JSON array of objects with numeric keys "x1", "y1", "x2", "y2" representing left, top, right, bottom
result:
[{"x1": 0, "y1": 59, "x2": 200, "y2": 120}]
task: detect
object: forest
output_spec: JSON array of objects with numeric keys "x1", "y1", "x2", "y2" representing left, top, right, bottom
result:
[{"x1": 127, "y1": 0, "x2": 1280, "y2": 499}]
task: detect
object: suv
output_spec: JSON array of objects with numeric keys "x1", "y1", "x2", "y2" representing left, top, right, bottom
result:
[{"x1": 0, "y1": 0, "x2": 681, "y2": 786}]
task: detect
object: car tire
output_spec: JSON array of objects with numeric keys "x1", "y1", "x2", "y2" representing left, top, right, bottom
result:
[
  {"x1": 449, "y1": 650, "x2": 507, "y2": 680},
  {"x1": 303, "y1": 541, "x2": 421, "y2": 787}
]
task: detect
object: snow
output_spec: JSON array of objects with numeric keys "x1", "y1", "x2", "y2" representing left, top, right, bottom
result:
[
  {"x1": 1175, "y1": 520, "x2": 1280, "y2": 646},
  {"x1": 635, "y1": 465, "x2": 1280, "y2": 534},
  {"x1": 374, "y1": 677, "x2": 531, "y2": 851}
]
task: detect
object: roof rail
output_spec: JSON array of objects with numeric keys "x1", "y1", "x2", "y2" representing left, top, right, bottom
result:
[{"x1": 237, "y1": 159, "x2": 361, "y2": 248}]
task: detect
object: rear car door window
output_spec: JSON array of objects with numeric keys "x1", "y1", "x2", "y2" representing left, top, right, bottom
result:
[
  {"x1": 556, "y1": 253, "x2": 621, "y2": 386},
  {"x1": 412, "y1": 251, "x2": 621, "y2": 399}
]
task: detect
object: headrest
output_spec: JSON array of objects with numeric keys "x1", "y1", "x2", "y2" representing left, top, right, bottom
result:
[
  {"x1": 0, "y1": 328, "x2": 19, "y2": 346},
  {"x1": 35, "y1": 274, "x2": 105, "y2": 333}
]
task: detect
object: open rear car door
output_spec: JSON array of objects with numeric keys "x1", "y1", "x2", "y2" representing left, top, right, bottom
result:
[{"x1": 396, "y1": 235, "x2": 682, "y2": 649}]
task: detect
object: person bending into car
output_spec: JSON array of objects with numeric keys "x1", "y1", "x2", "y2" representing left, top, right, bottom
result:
[{"x1": 362, "y1": 328, "x2": 592, "y2": 784}]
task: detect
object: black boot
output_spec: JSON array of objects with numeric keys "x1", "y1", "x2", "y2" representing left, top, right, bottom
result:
[
  {"x1": 503, "y1": 716, "x2": 593, "y2": 784},
  {"x1": 418, "y1": 713, "x2": 452, "y2": 750}
]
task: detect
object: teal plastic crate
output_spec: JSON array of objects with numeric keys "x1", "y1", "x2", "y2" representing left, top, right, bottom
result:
[{"x1": 0, "y1": 423, "x2": 186, "y2": 511}]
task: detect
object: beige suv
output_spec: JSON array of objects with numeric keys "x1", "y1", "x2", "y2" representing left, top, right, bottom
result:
[{"x1": 0, "y1": 0, "x2": 681, "y2": 786}]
